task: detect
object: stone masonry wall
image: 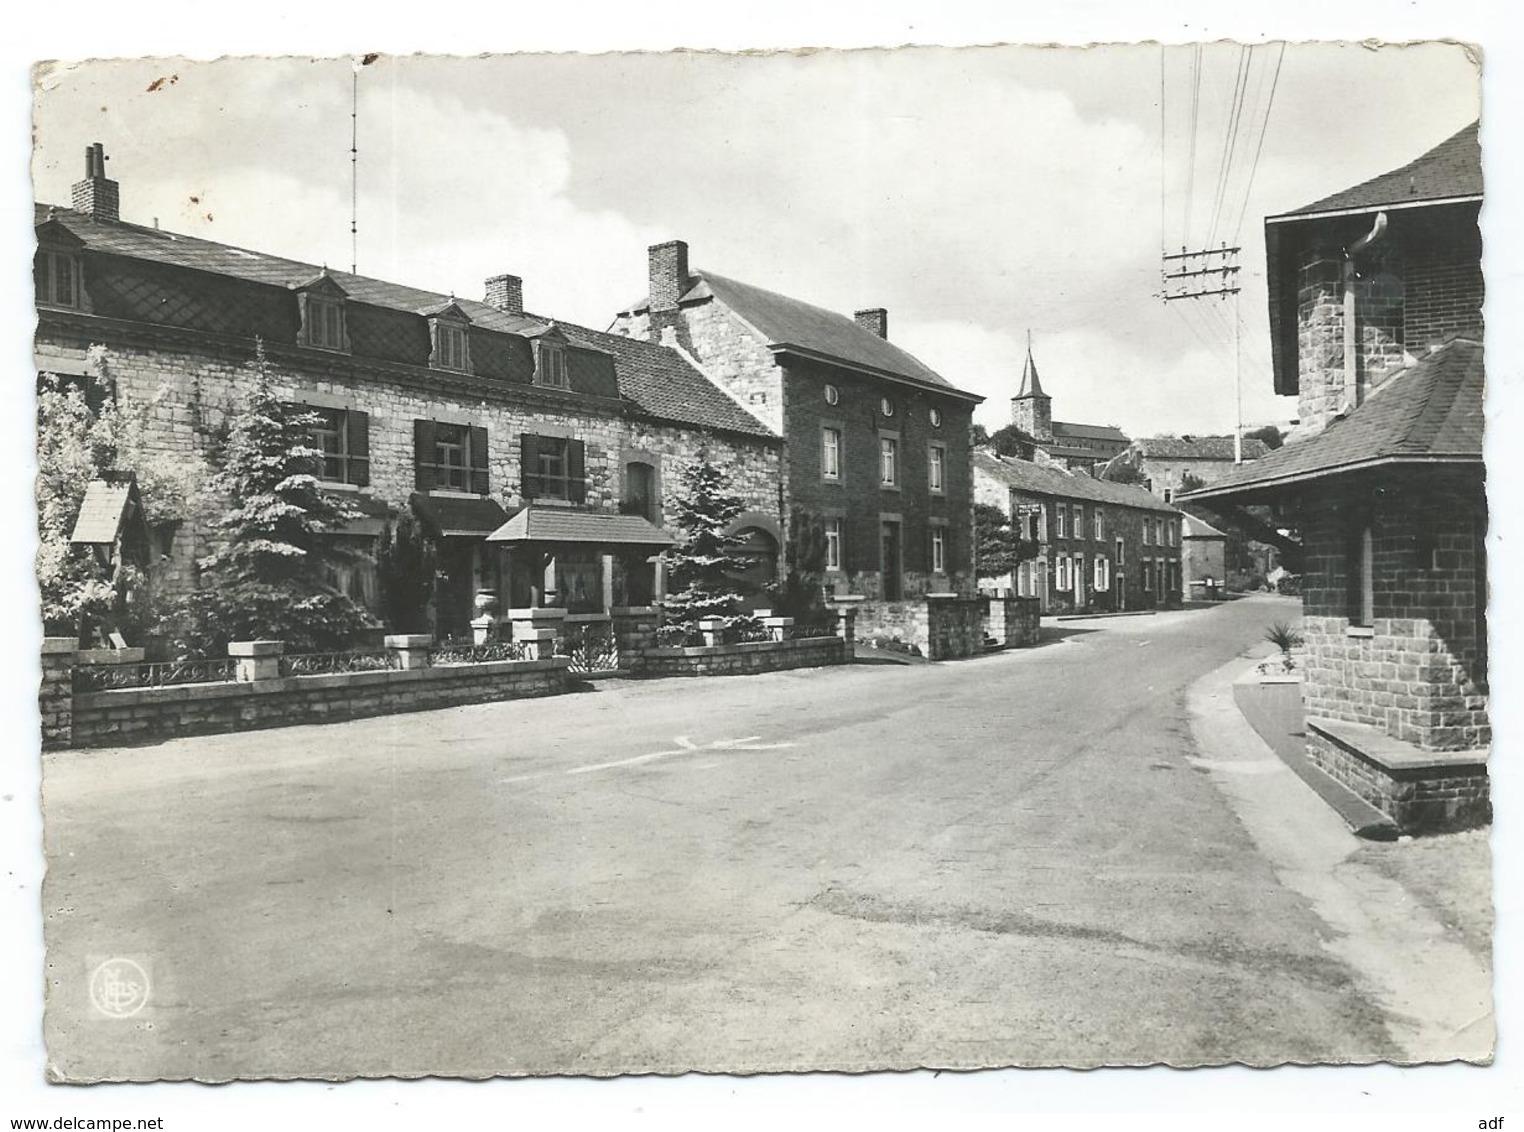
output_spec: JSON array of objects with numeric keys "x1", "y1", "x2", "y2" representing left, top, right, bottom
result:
[
  {"x1": 36, "y1": 325, "x2": 784, "y2": 604},
  {"x1": 40, "y1": 638, "x2": 77, "y2": 750},
  {"x1": 69, "y1": 658, "x2": 571, "y2": 747},
  {"x1": 856, "y1": 596, "x2": 987, "y2": 660},
  {"x1": 1299, "y1": 473, "x2": 1488, "y2": 752},
  {"x1": 1307, "y1": 723, "x2": 1489, "y2": 835},
  {"x1": 639, "y1": 636, "x2": 846, "y2": 677}
]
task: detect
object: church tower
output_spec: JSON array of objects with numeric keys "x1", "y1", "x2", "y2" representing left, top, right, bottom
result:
[{"x1": 1010, "y1": 334, "x2": 1052, "y2": 442}]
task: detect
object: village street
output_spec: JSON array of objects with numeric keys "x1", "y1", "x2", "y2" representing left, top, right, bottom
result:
[{"x1": 41, "y1": 595, "x2": 1486, "y2": 1080}]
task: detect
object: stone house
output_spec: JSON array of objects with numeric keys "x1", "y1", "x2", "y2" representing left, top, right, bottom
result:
[
  {"x1": 611, "y1": 242, "x2": 983, "y2": 604},
  {"x1": 36, "y1": 146, "x2": 782, "y2": 640},
  {"x1": 1115, "y1": 433, "x2": 1271, "y2": 502},
  {"x1": 1180, "y1": 513, "x2": 1228, "y2": 600},
  {"x1": 1183, "y1": 122, "x2": 1487, "y2": 834},
  {"x1": 1009, "y1": 341, "x2": 1131, "y2": 473},
  {"x1": 974, "y1": 448, "x2": 1183, "y2": 613}
]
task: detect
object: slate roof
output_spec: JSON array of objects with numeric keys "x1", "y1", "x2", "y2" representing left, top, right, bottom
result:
[
  {"x1": 70, "y1": 477, "x2": 141, "y2": 545},
  {"x1": 1276, "y1": 122, "x2": 1482, "y2": 220},
  {"x1": 1016, "y1": 346, "x2": 1045, "y2": 398},
  {"x1": 1182, "y1": 337, "x2": 1483, "y2": 502},
  {"x1": 410, "y1": 494, "x2": 509, "y2": 538},
  {"x1": 1135, "y1": 435, "x2": 1270, "y2": 461},
  {"x1": 487, "y1": 505, "x2": 673, "y2": 547},
  {"x1": 1182, "y1": 513, "x2": 1227, "y2": 540},
  {"x1": 1051, "y1": 421, "x2": 1130, "y2": 444},
  {"x1": 624, "y1": 269, "x2": 980, "y2": 402},
  {"x1": 975, "y1": 448, "x2": 1179, "y2": 514},
  {"x1": 36, "y1": 204, "x2": 776, "y2": 441}
]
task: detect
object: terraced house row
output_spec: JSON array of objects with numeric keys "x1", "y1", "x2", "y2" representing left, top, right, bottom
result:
[{"x1": 36, "y1": 144, "x2": 983, "y2": 643}]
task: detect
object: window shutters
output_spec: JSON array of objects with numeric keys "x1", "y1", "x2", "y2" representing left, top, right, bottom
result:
[
  {"x1": 469, "y1": 425, "x2": 490, "y2": 495},
  {"x1": 414, "y1": 419, "x2": 437, "y2": 490},
  {"x1": 520, "y1": 433, "x2": 541, "y2": 496},
  {"x1": 346, "y1": 410, "x2": 370, "y2": 487},
  {"x1": 568, "y1": 439, "x2": 587, "y2": 503}
]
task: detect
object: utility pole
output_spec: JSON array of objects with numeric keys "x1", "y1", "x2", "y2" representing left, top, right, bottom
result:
[{"x1": 1161, "y1": 244, "x2": 1244, "y2": 463}]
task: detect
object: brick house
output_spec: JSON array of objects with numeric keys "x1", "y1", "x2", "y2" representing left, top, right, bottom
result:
[
  {"x1": 611, "y1": 242, "x2": 984, "y2": 604},
  {"x1": 1009, "y1": 341, "x2": 1131, "y2": 473},
  {"x1": 1183, "y1": 122, "x2": 1487, "y2": 834},
  {"x1": 974, "y1": 449, "x2": 1183, "y2": 613},
  {"x1": 36, "y1": 146, "x2": 782, "y2": 640}
]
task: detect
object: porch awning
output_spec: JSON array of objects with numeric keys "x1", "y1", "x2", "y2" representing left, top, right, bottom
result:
[
  {"x1": 326, "y1": 491, "x2": 390, "y2": 538},
  {"x1": 70, "y1": 476, "x2": 143, "y2": 546},
  {"x1": 485, "y1": 505, "x2": 673, "y2": 548},
  {"x1": 410, "y1": 492, "x2": 508, "y2": 538}
]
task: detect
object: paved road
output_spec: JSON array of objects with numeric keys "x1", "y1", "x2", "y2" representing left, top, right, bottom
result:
[{"x1": 43, "y1": 596, "x2": 1399, "y2": 1079}]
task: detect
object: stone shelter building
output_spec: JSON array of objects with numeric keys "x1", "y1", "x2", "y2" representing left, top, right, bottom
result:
[
  {"x1": 1009, "y1": 341, "x2": 1131, "y2": 473},
  {"x1": 36, "y1": 146, "x2": 782, "y2": 641},
  {"x1": 1183, "y1": 122, "x2": 1487, "y2": 834},
  {"x1": 974, "y1": 448, "x2": 1183, "y2": 614},
  {"x1": 611, "y1": 241, "x2": 983, "y2": 604}
]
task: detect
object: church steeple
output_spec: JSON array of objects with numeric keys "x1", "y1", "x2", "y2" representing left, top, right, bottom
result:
[{"x1": 1011, "y1": 330, "x2": 1053, "y2": 442}]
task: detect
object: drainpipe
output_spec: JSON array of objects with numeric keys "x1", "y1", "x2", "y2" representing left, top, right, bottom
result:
[{"x1": 1342, "y1": 211, "x2": 1388, "y2": 411}]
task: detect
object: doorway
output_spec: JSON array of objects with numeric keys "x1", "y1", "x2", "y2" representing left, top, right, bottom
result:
[{"x1": 880, "y1": 520, "x2": 902, "y2": 601}]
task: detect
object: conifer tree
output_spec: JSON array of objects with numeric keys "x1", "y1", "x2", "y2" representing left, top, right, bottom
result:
[
  {"x1": 661, "y1": 453, "x2": 752, "y2": 629},
  {"x1": 176, "y1": 341, "x2": 375, "y2": 653}
]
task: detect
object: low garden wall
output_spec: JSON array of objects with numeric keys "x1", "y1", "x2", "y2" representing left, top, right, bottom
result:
[
  {"x1": 640, "y1": 636, "x2": 848, "y2": 677},
  {"x1": 857, "y1": 594, "x2": 1039, "y2": 659},
  {"x1": 41, "y1": 635, "x2": 572, "y2": 750},
  {"x1": 1306, "y1": 717, "x2": 1489, "y2": 835}
]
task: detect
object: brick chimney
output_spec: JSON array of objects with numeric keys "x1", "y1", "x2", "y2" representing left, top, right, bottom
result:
[
  {"x1": 854, "y1": 308, "x2": 888, "y2": 339},
  {"x1": 71, "y1": 142, "x2": 119, "y2": 222},
  {"x1": 484, "y1": 273, "x2": 524, "y2": 316},
  {"x1": 649, "y1": 241, "x2": 690, "y2": 313}
]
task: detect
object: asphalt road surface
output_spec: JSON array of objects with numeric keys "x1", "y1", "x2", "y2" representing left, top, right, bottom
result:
[{"x1": 42, "y1": 596, "x2": 1405, "y2": 1079}]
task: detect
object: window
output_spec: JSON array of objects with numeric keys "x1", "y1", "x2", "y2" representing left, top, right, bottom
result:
[
  {"x1": 413, "y1": 419, "x2": 488, "y2": 493},
  {"x1": 928, "y1": 444, "x2": 946, "y2": 494},
  {"x1": 929, "y1": 407, "x2": 943, "y2": 428},
  {"x1": 305, "y1": 406, "x2": 370, "y2": 487},
  {"x1": 825, "y1": 518, "x2": 843, "y2": 571},
  {"x1": 521, "y1": 434, "x2": 586, "y2": 502},
  {"x1": 880, "y1": 436, "x2": 898, "y2": 487},
  {"x1": 303, "y1": 297, "x2": 347, "y2": 350},
  {"x1": 431, "y1": 320, "x2": 470, "y2": 372},
  {"x1": 1073, "y1": 505, "x2": 1086, "y2": 540},
  {"x1": 536, "y1": 341, "x2": 569, "y2": 389},
  {"x1": 34, "y1": 249, "x2": 81, "y2": 308},
  {"x1": 1094, "y1": 555, "x2": 1109, "y2": 591},
  {"x1": 1073, "y1": 554, "x2": 1086, "y2": 596},
  {"x1": 1056, "y1": 555, "x2": 1071, "y2": 591},
  {"x1": 1170, "y1": 519, "x2": 1180, "y2": 547},
  {"x1": 824, "y1": 384, "x2": 840, "y2": 406},
  {"x1": 1346, "y1": 524, "x2": 1375, "y2": 628},
  {"x1": 1115, "y1": 537, "x2": 1125, "y2": 565},
  {"x1": 1093, "y1": 509, "x2": 1104, "y2": 542},
  {"x1": 931, "y1": 527, "x2": 947, "y2": 574},
  {"x1": 1056, "y1": 503, "x2": 1068, "y2": 539},
  {"x1": 821, "y1": 427, "x2": 842, "y2": 480},
  {"x1": 880, "y1": 397, "x2": 895, "y2": 418},
  {"x1": 623, "y1": 460, "x2": 658, "y2": 522}
]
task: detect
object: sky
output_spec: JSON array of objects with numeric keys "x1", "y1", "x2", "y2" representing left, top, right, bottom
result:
[{"x1": 30, "y1": 43, "x2": 1480, "y2": 438}]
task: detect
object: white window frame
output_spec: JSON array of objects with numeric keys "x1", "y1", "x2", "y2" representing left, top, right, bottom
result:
[
  {"x1": 931, "y1": 527, "x2": 947, "y2": 574},
  {"x1": 822, "y1": 427, "x2": 842, "y2": 480},
  {"x1": 35, "y1": 249, "x2": 82, "y2": 309},
  {"x1": 1094, "y1": 555, "x2": 1109, "y2": 591},
  {"x1": 1073, "y1": 505, "x2": 1086, "y2": 541},
  {"x1": 1093, "y1": 509, "x2": 1104, "y2": 542},
  {"x1": 536, "y1": 341, "x2": 569, "y2": 389},
  {"x1": 1056, "y1": 503, "x2": 1068, "y2": 539},
  {"x1": 1056, "y1": 554, "x2": 1071, "y2": 592},
  {"x1": 825, "y1": 517, "x2": 843, "y2": 572},
  {"x1": 431, "y1": 319, "x2": 470, "y2": 373},
  {"x1": 880, "y1": 435, "x2": 898, "y2": 487},
  {"x1": 304, "y1": 296, "x2": 347, "y2": 351},
  {"x1": 928, "y1": 443, "x2": 946, "y2": 494}
]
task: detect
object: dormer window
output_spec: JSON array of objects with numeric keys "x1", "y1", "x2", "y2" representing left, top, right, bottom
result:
[
  {"x1": 537, "y1": 341, "x2": 568, "y2": 389},
  {"x1": 430, "y1": 319, "x2": 470, "y2": 373},
  {"x1": 295, "y1": 272, "x2": 350, "y2": 352},
  {"x1": 35, "y1": 249, "x2": 82, "y2": 309}
]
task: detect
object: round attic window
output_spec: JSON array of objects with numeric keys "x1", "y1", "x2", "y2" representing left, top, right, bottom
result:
[
  {"x1": 929, "y1": 407, "x2": 943, "y2": 427},
  {"x1": 880, "y1": 397, "x2": 895, "y2": 418},
  {"x1": 824, "y1": 384, "x2": 839, "y2": 406}
]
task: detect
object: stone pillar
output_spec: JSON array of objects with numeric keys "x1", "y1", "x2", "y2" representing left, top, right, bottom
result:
[
  {"x1": 610, "y1": 605, "x2": 659, "y2": 669},
  {"x1": 760, "y1": 616, "x2": 793, "y2": 642},
  {"x1": 384, "y1": 634, "x2": 434, "y2": 671},
  {"x1": 827, "y1": 595, "x2": 865, "y2": 651},
  {"x1": 40, "y1": 637, "x2": 78, "y2": 751},
  {"x1": 1295, "y1": 247, "x2": 1347, "y2": 437},
  {"x1": 228, "y1": 640, "x2": 283, "y2": 683},
  {"x1": 600, "y1": 554, "x2": 616, "y2": 613},
  {"x1": 697, "y1": 616, "x2": 725, "y2": 648},
  {"x1": 509, "y1": 608, "x2": 566, "y2": 661}
]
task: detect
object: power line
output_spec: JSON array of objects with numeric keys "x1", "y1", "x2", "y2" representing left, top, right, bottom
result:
[
  {"x1": 1206, "y1": 45, "x2": 1252, "y2": 248},
  {"x1": 1229, "y1": 41, "x2": 1287, "y2": 242},
  {"x1": 1184, "y1": 44, "x2": 1202, "y2": 243}
]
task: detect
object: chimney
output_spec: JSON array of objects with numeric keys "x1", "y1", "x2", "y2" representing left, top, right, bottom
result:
[
  {"x1": 649, "y1": 241, "x2": 690, "y2": 313},
  {"x1": 854, "y1": 308, "x2": 888, "y2": 339},
  {"x1": 484, "y1": 273, "x2": 524, "y2": 316},
  {"x1": 71, "y1": 142, "x2": 120, "y2": 222}
]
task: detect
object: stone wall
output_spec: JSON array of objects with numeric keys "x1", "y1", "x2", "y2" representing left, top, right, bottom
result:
[
  {"x1": 69, "y1": 657, "x2": 571, "y2": 747},
  {"x1": 987, "y1": 596, "x2": 1041, "y2": 648},
  {"x1": 40, "y1": 638, "x2": 77, "y2": 750},
  {"x1": 1307, "y1": 719, "x2": 1489, "y2": 835},
  {"x1": 1183, "y1": 534, "x2": 1227, "y2": 596},
  {"x1": 1298, "y1": 471, "x2": 1488, "y2": 752},
  {"x1": 639, "y1": 637, "x2": 847, "y2": 677},
  {"x1": 856, "y1": 595, "x2": 989, "y2": 660},
  {"x1": 35, "y1": 325, "x2": 784, "y2": 605}
]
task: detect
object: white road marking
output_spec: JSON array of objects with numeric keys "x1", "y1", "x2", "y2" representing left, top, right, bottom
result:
[{"x1": 501, "y1": 735, "x2": 795, "y2": 784}]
